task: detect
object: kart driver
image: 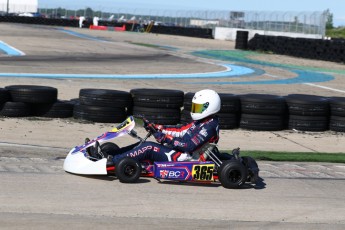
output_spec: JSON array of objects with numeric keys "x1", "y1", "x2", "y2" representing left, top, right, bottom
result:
[{"x1": 108, "y1": 89, "x2": 221, "y2": 165}]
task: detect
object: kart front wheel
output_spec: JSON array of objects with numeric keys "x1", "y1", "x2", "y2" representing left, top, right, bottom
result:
[
  {"x1": 115, "y1": 157, "x2": 141, "y2": 183},
  {"x1": 218, "y1": 160, "x2": 248, "y2": 189}
]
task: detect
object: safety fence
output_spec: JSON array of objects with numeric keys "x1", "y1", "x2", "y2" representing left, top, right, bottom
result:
[
  {"x1": 1, "y1": 5, "x2": 328, "y2": 36},
  {"x1": 37, "y1": 8, "x2": 327, "y2": 35},
  {"x1": 0, "y1": 15, "x2": 213, "y2": 38},
  {"x1": 1, "y1": 86, "x2": 344, "y2": 133}
]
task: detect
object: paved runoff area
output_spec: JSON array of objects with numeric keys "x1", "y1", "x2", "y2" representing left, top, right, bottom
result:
[{"x1": 0, "y1": 23, "x2": 345, "y2": 229}]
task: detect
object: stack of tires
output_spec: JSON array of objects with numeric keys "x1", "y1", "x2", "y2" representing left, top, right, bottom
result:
[
  {"x1": 73, "y1": 89, "x2": 132, "y2": 123},
  {"x1": 329, "y1": 97, "x2": 345, "y2": 132},
  {"x1": 0, "y1": 88, "x2": 11, "y2": 114},
  {"x1": 181, "y1": 92, "x2": 240, "y2": 129},
  {"x1": 130, "y1": 89, "x2": 183, "y2": 125},
  {"x1": 235, "y1": 31, "x2": 249, "y2": 50},
  {"x1": 0, "y1": 85, "x2": 73, "y2": 118},
  {"x1": 239, "y1": 94, "x2": 287, "y2": 131},
  {"x1": 286, "y1": 94, "x2": 329, "y2": 132}
]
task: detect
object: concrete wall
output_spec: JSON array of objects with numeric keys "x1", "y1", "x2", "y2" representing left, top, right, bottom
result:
[
  {"x1": 214, "y1": 27, "x2": 323, "y2": 41},
  {"x1": 0, "y1": 0, "x2": 38, "y2": 13}
]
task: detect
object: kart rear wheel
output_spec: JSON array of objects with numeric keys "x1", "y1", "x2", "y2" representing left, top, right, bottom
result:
[
  {"x1": 218, "y1": 160, "x2": 248, "y2": 189},
  {"x1": 115, "y1": 158, "x2": 141, "y2": 183},
  {"x1": 101, "y1": 142, "x2": 120, "y2": 158}
]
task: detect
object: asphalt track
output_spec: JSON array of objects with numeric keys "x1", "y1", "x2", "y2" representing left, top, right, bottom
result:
[{"x1": 0, "y1": 23, "x2": 345, "y2": 229}]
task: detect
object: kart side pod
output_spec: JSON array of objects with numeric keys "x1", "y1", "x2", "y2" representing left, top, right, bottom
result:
[{"x1": 154, "y1": 161, "x2": 216, "y2": 182}]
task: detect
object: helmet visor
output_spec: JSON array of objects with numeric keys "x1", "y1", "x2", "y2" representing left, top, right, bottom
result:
[{"x1": 191, "y1": 102, "x2": 209, "y2": 113}]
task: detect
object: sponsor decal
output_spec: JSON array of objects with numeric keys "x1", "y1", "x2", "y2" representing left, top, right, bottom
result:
[
  {"x1": 200, "y1": 127, "x2": 208, "y2": 137},
  {"x1": 160, "y1": 170, "x2": 169, "y2": 178},
  {"x1": 157, "y1": 167, "x2": 190, "y2": 180},
  {"x1": 169, "y1": 170, "x2": 185, "y2": 178},
  {"x1": 191, "y1": 137, "x2": 200, "y2": 145},
  {"x1": 127, "y1": 145, "x2": 152, "y2": 158},
  {"x1": 173, "y1": 141, "x2": 185, "y2": 147}
]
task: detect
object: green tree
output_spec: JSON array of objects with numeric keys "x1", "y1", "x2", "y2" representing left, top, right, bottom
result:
[{"x1": 325, "y1": 9, "x2": 334, "y2": 29}]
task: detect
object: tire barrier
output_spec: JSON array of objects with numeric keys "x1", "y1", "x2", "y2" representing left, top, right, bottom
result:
[
  {"x1": 130, "y1": 88, "x2": 184, "y2": 125},
  {"x1": 73, "y1": 89, "x2": 132, "y2": 123},
  {"x1": 248, "y1": 34, "x2": 345, "y2": 63},
  {"x1": 286, "y1": 94, "x2": 329, "y2": 132},
  {"x1": 1, "y1": 85, "x2": 345, "y2": 132},
  {"x1": 235, "y1": 31, "x2": 249, "y2": 50},
  {"x1": 32, "y1": 101, "x2": 74, "y2": 118},
  {"x1": 329, "y1": 97, "x2": 345, "y2": 132},
  {"x1": 0, "y1": 101, "x2": 31, "y2": 117},
  {"x1": 132, "y1": 106, "x2": 181, "y2": 125},
  {"x1": 149, "y1": 25, "x2": 213, "y2": 39},
  {"x1": 5, "y1": 85, "x2": 58, "y2": 104},
  {"x1": 73, "y1": 104, "x2": 127, "y2": 123},
  {"x1": 239, "y1": 94, "x2": 287, "y2": 131},
  {"x1": 0, "y1": 88, "x2": 11, "y2": 106},
  {"x1": 0, "y1": 85, "x2": 75, "y2": 118}
]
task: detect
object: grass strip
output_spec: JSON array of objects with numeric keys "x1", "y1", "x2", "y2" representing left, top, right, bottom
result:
[{"x1": 235, "y1": 151, "x2": 345, "y2": 163}]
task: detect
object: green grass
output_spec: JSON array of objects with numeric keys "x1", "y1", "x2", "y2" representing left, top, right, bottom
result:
[
  {"x1": 326, "y1": 27, "x2": 345, "y2": 39},
  {"x1": 236, "y1": 151, "x2": 345, "y2": 163}
]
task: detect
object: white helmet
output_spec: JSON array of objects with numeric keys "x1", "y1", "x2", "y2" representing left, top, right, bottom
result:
[{"x1": 190, "y1": 89, "x2": 221, "y2": 120}]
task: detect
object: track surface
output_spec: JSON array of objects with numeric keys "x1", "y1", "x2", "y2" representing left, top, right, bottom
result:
[
  {"x1": 0, "y1": 146, "x2": 345, "y2": 230},
  {"x1": 0, "y1": 23, "x2": 345, "y2": 229}
]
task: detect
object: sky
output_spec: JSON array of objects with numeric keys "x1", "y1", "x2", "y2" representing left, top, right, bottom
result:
[{"x1": 38, "y1": 0, "x2": 345, "y2": 26}]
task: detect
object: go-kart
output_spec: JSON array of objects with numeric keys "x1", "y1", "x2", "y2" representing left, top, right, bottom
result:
[{"x1": 63, "y1": 116, "x2": 259, "y2": 189}]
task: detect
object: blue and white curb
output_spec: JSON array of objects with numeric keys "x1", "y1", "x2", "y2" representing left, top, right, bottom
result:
[
  {"x1": 0, "y1": 64, "x2": 257, "y2": 79},
  {"x1": 0, "y1": 41, "x2": 25, "y2": 56}
]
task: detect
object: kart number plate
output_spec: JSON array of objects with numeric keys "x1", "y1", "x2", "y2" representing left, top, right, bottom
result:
[{"x1": 192, "y1": 164, "x2": 214, "y2": 181}]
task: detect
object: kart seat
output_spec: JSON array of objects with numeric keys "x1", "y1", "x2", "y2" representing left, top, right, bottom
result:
[{"x1": 191, "y1": 143, "x2": 218, "y2": 161}]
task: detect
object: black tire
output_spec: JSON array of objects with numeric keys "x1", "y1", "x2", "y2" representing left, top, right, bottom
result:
[
  {"x1": 130, "y1": 88, "x2": 184, "y2": 108},
  {"x1": 73, "y1": 104, "x2": 126, "y2": 123},
  {"x1": 218, "y1": 113, "x2": 239, "y2": 129},
  {"x1": 330, "y1": 97, "x2": 345, "y2": 116},
  {"x1": 286, "y1": 94, "x2": 329, "y2": 116},
  {"x1": 241, "y1": 156, "x2": 259, "y2": 184},
  {"x1": 100, "y1": 142, "x2": 120, "y2": 157},
  {"x1": 288, "y1": 115, "x2": 329, "y2": 131},
  {"x1": 218, "y1": 160, "x2": 248, "y2": 189},
  {"x1": 181, "y1": 110, "x2": 239, "y2": 129},
  {"x1": 329, "y1": 116, "x2": 345, "y2": 132},
  {"x1": 79, "y1": 88, "x2": 132, "y2": 107},
  {"x1": 240, "y1": 114, "x2": 286, "y2": 131},
  {"x1": 240, "y1": 94, "x2": 287, "y2": 115},
  {"x1": 115, "y1": 157, "x2": 141, "y2": 183},
  {"x1": 0, "y1": 88, "x2": 10, "y2": 106},
  {"x1": 132, "y1": 106, "x2": 180, "y2": 125},
  {"x1": 32, "y1": 100, "x2": 74, "y2": 118},
  {"x1": 5, "y1": 85, "x2": 58, "y2": 104},
  {"x1": 0, "y1": 102, "x2": 31, "y2": 117}
]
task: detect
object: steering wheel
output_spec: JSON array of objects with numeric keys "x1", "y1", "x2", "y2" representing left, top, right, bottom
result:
[{"x1": 142, "y1": 117, "x2": 158, "y2": 134}]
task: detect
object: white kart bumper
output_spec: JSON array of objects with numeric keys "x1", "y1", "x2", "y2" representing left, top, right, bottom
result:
[{"x1": 63, "y1": 148, "x2": 107, "y2": 175}]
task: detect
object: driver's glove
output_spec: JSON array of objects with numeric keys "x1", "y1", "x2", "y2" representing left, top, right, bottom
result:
[
  {"x1": 143, "y1": 120, "x2": 162, "y2": 132},
  {"x1": 143, "y1": 119, "x2": 154, "y2": 131},
  {"x1": 153, "y1": 131, "x2": 166, "y2": 143},
  {"x1": 153, "y1": 132, "x2": 173, "y2": 144}
]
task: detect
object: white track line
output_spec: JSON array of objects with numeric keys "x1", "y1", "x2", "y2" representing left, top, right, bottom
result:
[
  {"x1": 265, "y1": 73, "x2": 345, "y2": 94},
  {"x1": 303, "y1": 83, "x2": 345, "y2": 94}
]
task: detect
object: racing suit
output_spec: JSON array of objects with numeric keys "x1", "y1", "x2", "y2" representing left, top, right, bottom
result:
[{"x1": 111, "y1": 116, "x2": 219, "y2": 164}]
